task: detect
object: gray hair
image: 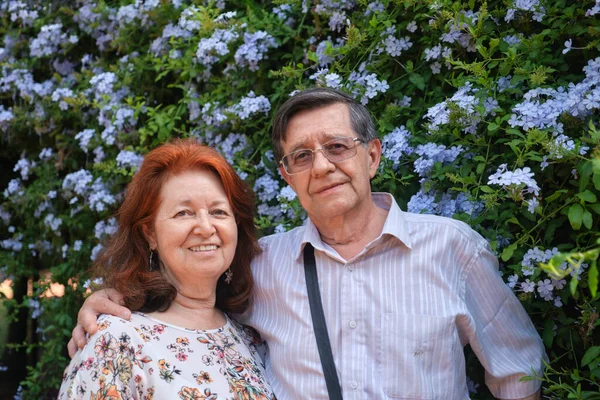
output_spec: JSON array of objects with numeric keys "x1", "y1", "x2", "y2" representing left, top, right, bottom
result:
[{"x1": 271, "y1": 88, "x2": 377, "y2": 161}]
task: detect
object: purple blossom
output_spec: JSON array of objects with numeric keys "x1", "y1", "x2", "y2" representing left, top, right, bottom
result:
[
  {"x1": 196, "y1": 28, "x2": 239, "y2": 70},
  {"x1": 30, "y1": 24, "x2": 68, "y2": 57},
  {"x1": 44, "y1": 213, "x2": 62, "y2": 233},
  {"x1": 4, "y1": 178, "x2": 22, "y2": 198},
  {"x1": 406, "y1": 21, "x2": 418, "y2": 33},
  {"x1": 520, "y1": 279, "x2": 535, "y2": 293},
  {"x1": 75, "y1": 129, "x2": 95, "y2": 153},
  {"x1": 91, "y1": 244, "x2": 103, "y2": 261},
  {"x1": 329, "y1": 11, "x2": 346, "y2": 32},
  {"x1": 254, "y1": 175, "x2": 280, "y2": 202},
  {"x1": 563, "y1": 39, "x2": 573, "y2": 54},
  {"x1": 178, "y1": 6, "x2": 202, "y2": 32},
  {"x1": 365, "y1": 2, "x2": 385, "y2": 16},
  {"x1": 116, "y1": 150, "x2": 144, "y2": 170},
  {"x1": 234, "y1": 31, "x2": 278, "y2": 72},
  {"x1": 228, "y1": 91, "x2": 271, "y2": 120},
  {"x1": 413, "y1": 143, "x2": 463, "y2": 177},
  {"x1": 488, "y1": 164, "x2": 540, "y2": 196},
  {"x1": 13, "y1": 158, "x2": 36, "y2": 180},
  {"x1": 62, "y1": 170, "x2": 94, "y2": 196},
  {"x1": 381, "y1": 126, "x2": 414, "y2": 168},
  {"x1": 407, "y1": 190, "x2": 437, "y2": 214},
  {"x1": 0, "y1": 105, "x2": 14, "y2": 131},
  {"x1": 94, "y1": 218, "x2": 118, "y2": 240}
]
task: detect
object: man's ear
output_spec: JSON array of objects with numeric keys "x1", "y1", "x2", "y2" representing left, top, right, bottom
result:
[
  {"x1": 367, "y1": 138, "x2": 382, "y2": 179},
  {"x1": 279, "y1": 164, "x2": 294, "y2": 188},
  {"x1": 141, "y1": 224, "x2": 157, "y2": 250}
]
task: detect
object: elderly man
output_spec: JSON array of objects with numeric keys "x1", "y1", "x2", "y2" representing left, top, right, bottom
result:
[{"x1": 70, "y1": 88, "x2": 545, "y2": 399}]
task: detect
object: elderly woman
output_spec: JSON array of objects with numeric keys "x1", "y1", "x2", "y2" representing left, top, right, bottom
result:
[{"x1": 59, "y1": 140, "x2": 275, "y2": 399}]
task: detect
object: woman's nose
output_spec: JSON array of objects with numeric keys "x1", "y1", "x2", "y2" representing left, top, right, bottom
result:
[{"x1": 193, "y1": 213, "x2": 216, "y2": 236}]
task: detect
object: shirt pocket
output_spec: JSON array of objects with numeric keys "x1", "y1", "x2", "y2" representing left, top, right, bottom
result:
[{"x1": 380, "y1": 313, "x2": 456, "y2": 399}]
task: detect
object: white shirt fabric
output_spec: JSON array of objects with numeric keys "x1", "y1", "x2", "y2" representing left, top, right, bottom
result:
[{"x1": 239, "y1": 192, "x2": 545, "y2": 400}]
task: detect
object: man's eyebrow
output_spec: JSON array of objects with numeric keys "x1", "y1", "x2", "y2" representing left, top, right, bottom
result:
[{"x1": 287, "y1": 132, "x2": 348, "y2": 153}]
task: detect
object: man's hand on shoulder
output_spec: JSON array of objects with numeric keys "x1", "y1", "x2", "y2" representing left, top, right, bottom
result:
[{"x1": 67, "y1": 288, "x2": 131, "y2": 358}]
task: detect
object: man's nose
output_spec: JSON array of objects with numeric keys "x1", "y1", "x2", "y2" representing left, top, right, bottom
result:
[
  {"x1": 311, "y1": 150, "x2": 335, "y2": 176},
  {"x1": 193, "y1": 212, "x2": 216, "y2": 236}
]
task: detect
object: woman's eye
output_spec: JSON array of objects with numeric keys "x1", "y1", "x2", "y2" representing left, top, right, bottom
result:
[
  {"x1": 212, "y1": 209, "x2": 229, "y2": 216},
  {"x1": 174, "y1": 210, "x2": 189, "y2": 217}
]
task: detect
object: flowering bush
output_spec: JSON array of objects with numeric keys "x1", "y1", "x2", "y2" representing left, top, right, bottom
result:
[{"x1": 0, "y1": 0, "x2": 599, "y2": 397}]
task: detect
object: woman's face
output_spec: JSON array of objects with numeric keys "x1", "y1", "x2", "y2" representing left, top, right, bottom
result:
[{"x1": 145, "y1": 169, "x2": 238, "y2": 290}]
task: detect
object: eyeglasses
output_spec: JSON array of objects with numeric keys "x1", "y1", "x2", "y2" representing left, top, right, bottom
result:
[{"x1": 280, "y1": 137, "x2": 364, "y2": 175}]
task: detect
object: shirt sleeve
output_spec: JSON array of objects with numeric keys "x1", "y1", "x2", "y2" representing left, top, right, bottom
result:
[
  {"x1": 58, "y1": 318, "x2": 139, "y2": 399},
  {"x1": 462, "y1": 240, "x2": 546, "y2": 399}
]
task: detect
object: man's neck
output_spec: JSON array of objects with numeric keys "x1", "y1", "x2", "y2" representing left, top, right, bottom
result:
[{"x1": 311, "y1": 197, "x2": 389, "y2": 260}]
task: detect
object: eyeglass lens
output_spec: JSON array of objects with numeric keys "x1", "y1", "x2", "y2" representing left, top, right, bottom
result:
[{"x1": 283, "y1": 137, "x2": 359, "y2": 174}]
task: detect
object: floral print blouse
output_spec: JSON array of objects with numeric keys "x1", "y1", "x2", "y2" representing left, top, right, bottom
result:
[{"x1": 58, "y1": 312, "x2": 276, "y2": 400}]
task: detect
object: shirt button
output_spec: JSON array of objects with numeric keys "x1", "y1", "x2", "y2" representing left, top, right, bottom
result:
[
  {"x1": 350, "y1": 381, "x2": 358, "y2": 390},
  {"x1": 347, "y1": 265, "x2": 354, "y2": 272},
  {"x1": 348, "y1": 320, "x2": 357, "y2": 329}
]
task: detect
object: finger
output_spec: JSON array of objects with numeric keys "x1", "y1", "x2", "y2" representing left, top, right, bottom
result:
[
  {"x1": 104, "y1": 288, "x2": 126, "y2": 306},
  {"x1": 72, "y1": 324, "x2": 87, "y2": 350},
  {"x1": 67, "y1": 338, "x2": 78, "y2": 359}
]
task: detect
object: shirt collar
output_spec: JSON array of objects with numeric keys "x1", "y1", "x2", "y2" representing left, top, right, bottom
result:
[{"x1": 294, "y1": 192, "x2": 412, "y2": 261}]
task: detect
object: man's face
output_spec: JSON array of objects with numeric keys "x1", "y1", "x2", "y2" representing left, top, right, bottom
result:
[{"x1": 279, "y1": 102, "x2": 381, "y2": 222}]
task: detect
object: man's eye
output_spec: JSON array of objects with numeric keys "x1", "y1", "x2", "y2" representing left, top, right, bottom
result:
[
  {"x1": 293, "y1": 151, "x2": 311, "y2": 162},
  {"x1": 326, "y1": 142, "x2": 348, "y2": 153}
]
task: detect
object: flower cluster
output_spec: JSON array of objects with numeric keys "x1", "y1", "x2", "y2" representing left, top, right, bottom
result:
[
  {"x1": 381, "y1": 126, "x2": 414, "y2": 168},
  {"x1": 413, "y1": 143, "x2": 463, "y2": 178},
  {"x1": 30, "y1": 24, "x2": 77, "y2": 57},
  {"x1": 227, "y1": 91, "x2": 271, "y2": 120},
  {"x1": 347, "y1": 62, "x2": 389, "y2": 105},
  {"x1": 425, "y1": 82, "x2": 495, "y2": 134},
  {"x1": 234, "y1": 31, "x2": 278, "y2": 72},
  {"x1": 488, "y1": 164, "x2": 540, "y2": 200}
]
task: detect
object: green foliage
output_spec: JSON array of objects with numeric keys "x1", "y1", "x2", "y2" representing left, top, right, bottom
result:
[{"x1": 0, "y1": 0, "x2": 599, "y2": 397}]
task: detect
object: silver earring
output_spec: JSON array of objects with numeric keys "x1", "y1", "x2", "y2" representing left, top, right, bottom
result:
[
  {"x1": 224, "y1": 268, "x2": 233, "y2": 284},
  {"x1": 149, "y1": 248, "x2": 156, "y2": 272}
]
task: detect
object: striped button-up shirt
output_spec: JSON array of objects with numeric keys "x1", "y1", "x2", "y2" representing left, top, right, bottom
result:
[{"x1": 239, "y1": 193, "x2": 545, "y2": 399}]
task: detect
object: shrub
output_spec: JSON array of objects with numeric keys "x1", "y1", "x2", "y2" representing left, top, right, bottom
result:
[{"x1": 0, "y1": 0, "x2": 599, "y2": 397}]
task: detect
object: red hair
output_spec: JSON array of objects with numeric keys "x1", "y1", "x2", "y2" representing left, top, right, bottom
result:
[{"x1": 93, "y1": 139, "x2": 260, "y2": 314}]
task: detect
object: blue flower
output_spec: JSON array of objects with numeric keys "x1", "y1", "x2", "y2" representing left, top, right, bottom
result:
[
  {"x1": 30, "y1": 24, "x2": 68, "y2": 57},
  {"x1": 381, "y1": 126, "x2": 414, "y2": 168},
  {"x1": 228, "y1": 91, "x2": 271, "y2": 120},
  {"x1": 75, "y1": 129, "x2": 96, "y2": 153},
  {"x1": 234, "y1": 30, "x2": 278, "y2": 72},
  {"x1": 116, "y1": 150, "x2": 144, "y2": 170}
]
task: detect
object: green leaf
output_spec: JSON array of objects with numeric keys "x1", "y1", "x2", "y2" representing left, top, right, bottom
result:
[
  {"x1": 568, "y1": 204, "x2": 584, "y2": 230},
  {"x1": 542, "y1": 318, "x2": 554, "y2": 348},
  {"x1": 577, "y1": 190, "x2": 597, "y2": 203},
  {"x1": 408, "y1": 73, "x2": 426, "y2": 91},
  {"x1": 488, "y1": 122, "x2": 499, "y2": 132},
  {"x1": 582, "y1": 346, "x2": 600, "y2": 367},
  {"x1": 501, "y1": 244, "x2": 517, "y2": 262},
  {"x1": 583, "y1": 210, "x2": 593, "y2": 230},
  {"x1": 589, "y1": 204, "x2": 600, "y2": 215},
  {"x1": 546, "y1": 189, "x2": 568, "y2": 203},
  {"x1": 589, "y1": 261, "x2": 598, "y2": 298},
  {"x1": 594, "y1": 171, "x2": 600, "y2": 191},
  {"x1": 479, "y1": 185, "x2": 494, "y2": 193},
  {"x1": 570, "y1": 276, "x2": 579, "y2": 297}
]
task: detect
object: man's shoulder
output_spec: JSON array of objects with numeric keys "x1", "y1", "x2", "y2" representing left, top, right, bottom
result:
[
  {"x1": 401, "y1": 211, "x2": 486, "y2": 246},
  {"x1": 258, "y1": 225, "x2": 306, "y2": 250}
]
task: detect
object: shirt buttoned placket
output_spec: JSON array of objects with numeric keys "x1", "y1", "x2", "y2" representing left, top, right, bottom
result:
[{"x1": 339, "y1": 256, "x2": 366, "y2": 399}]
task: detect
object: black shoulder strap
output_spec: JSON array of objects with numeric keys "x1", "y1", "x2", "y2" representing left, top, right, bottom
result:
[{"x1": 303, "y1": 243, "x2": 343, "y2": 400}]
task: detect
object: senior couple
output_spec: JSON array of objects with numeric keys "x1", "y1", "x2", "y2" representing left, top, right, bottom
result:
[{"x1": 61, "y1": 88, "x2": 545, "y2": 399}]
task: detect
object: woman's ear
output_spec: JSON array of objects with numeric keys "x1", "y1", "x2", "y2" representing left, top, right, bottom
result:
[{"x1": 141, "y1": 224, "x2": 157, "y2": 250}]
